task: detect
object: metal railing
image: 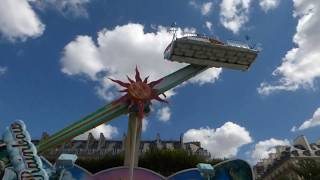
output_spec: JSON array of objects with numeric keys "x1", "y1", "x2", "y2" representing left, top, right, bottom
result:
[
  {"x1": 226, "y1": 39, "x2": 260, "y2": 50},
  {"x1": 181, "y1": 32, "x2": 221, "y2": 42},
  {"x1": 226, "y1": 40, "x2": 250, "y2": 49}
]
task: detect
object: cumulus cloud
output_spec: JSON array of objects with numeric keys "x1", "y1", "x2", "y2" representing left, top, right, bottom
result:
[
  {"x1": 258, "y1": 0, "x2": 320, "y2": 95},
  {"x1": 291, "y1": 107, "x2": 320, "y2": 132},
  {"x1": 219, "y1": 0, "x2": 251, "y2": 34},
  {"x1": 0, "y1": 67, "x2": 8, "y2": 76},
  {"x1": 201, "y1": 2, "x2": 213, "y2": 15},
  {"x1": 61, "y1": 36, "x2": 102, "y2": 80},
  {"x1": 142, "y1": 119, "x2": 149, "y2": 132},
  {"x1": 189, "y1": 1, "x2": 213, "y2": 16},
  {"x1": 250, "y1": 138, "x2": 290, "y2": 164},
  {"x1": 183, "y1": 122, "x2": 252, "y2": 158},
  {"x1": 259, "y1": 0, "x2": 280, "y2": 12},
  {"x1": 30, "y1": 0, "x2": 90, "y2": 18},
  {"x1": 157, "y1": 106, "x2": 171, "y2": 122},
  {"x1": 205, "y1": 21, "x2": 213, "y2": 32},
  {"x1": 189, "y1": 67, "x2": 221, "y2": 85},
  {"x1": 74, "y1": 124, "x2": 118, "y2": 140},
  {"x1": 61, "y1": 23, "x2": 221, "y2": 101},
  {"x1": 0, "y1": 0, "x2": 45, "y2": 41}
]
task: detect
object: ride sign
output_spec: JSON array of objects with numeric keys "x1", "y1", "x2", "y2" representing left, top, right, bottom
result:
[{"x1": 2, "y1": 120, "x2": 48, "y2": 180}]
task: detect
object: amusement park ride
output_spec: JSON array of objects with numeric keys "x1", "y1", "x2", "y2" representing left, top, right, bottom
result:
[{"x1": 0, "y1": 26, "x2": 259, "y2": 180}]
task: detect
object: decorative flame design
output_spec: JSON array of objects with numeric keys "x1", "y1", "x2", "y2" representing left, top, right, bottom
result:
[{"x1": 110, "y1": 66, "x2": 167, "y2": 119}]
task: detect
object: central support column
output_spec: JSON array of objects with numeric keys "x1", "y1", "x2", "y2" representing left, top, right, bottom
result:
[{"x1": 124, "y1": 113, "x2": 142, "y2": 179}]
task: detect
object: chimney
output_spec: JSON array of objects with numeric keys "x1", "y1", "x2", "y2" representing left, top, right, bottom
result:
[
  {"x1": 156, "y1": 133, "x2": 162, "y2": 149},
  {"x1": 41, "y1": 132, "x2": 50, "y2": 141},
  {"x1": 86, "y1": 133, "x2": 95, "y2": 150},
  {"x1": 156, "y1": 133, "x2": 160, "y2": 142},
  {"x1": 180, "y1": 133, "x2": 185, "y2": 149},
  {"x1": 98, "y1": 133, "x2": 106, "y2": 150},
  {"x1": 122, "y1": 133, "x2": 126, "y2": 151},
  {"x1": 180, "y1": 133, "x2": 184, "y2": 144}
]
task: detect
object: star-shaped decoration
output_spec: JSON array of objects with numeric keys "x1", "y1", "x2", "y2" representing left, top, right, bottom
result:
[{"x1": 110, "y1": 66, "x2": 167, "y2": 119}]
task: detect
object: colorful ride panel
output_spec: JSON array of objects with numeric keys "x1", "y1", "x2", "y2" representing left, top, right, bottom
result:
[{"x1": 2, "y1": 158, "x2": 253, "y2": 180}]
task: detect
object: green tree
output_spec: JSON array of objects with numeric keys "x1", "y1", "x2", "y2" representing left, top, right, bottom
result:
[
  {"x1": 76, "y1": 154, "x2": 124, "y2": 173},
  {"x1": 139, "y1": 148, "x2": 206, "y2": 176},
  {"x1": 292, "y1": 159, "x2": 320, "y2": 179},
  {"x1": 75, "y1": 149, "x2": 222, "y2": 176}
]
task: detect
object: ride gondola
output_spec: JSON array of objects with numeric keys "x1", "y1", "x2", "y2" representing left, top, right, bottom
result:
[{"x1": 164, "y1": 33, "x2": 259, "y2": 71}]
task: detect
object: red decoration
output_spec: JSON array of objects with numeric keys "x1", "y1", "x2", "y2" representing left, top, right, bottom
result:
[{"x1": 110, "y1": 66, "x2": 167, "y2": 119}]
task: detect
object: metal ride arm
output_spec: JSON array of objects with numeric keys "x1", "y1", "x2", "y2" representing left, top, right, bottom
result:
[
  {"x1": 0, "y1": 64, "x2": 208, "y2": 164},
  {"x1": 37, "y1": 64, "x2": 208, "y2": 153}
]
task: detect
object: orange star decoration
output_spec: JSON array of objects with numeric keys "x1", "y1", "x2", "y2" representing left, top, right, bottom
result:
[{"x1": 110, "y1": 67, "x2": 167, "y2": 119}]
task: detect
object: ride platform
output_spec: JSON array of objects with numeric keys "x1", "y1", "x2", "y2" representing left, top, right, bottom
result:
[{"x1": 164, "y1": 34, "x2": 259, "y2": 71}]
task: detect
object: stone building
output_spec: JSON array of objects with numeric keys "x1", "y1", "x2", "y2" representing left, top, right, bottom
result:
[
  {"x1": 253, "y1": 135, "x2": 320, "y2": 180},
  {"x1": 36, "y1": 132, "x2": 211, "y2": 160}
]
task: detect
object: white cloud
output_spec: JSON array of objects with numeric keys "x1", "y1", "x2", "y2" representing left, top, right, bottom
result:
[
  {"x1": 74, "y1": 124, "x2": 118, "y2": 140},
  {"x1": 142, "y1": 119, "x2": 149, "y2": 132},
  {"x1": 157, "y1": 106, "x2": 171, "y2": 122},
  {"x1": 219, "y1": 0, "x2": 251, "y2": 34},
  {"x1": 164, "y1": 89, "x2": 177, "y2": 99},
  {"x1": 61, "y1": 36, "x2": 103, "y2": 80},
  {"x1": 0, "y1": 67, "x2": 8, "y2": 76},
  {"x1": 291, "y1": 107, "x2": 320, "y2": 132},
  {"x1": 0, "y1": 0, "x2": 45, "y2": 41},
  {"x1": 189, "y1": 1, "x2": 213, "y2": 16},
  {"x1": 189, "y1": 0, "x2": 198, "y2": 8},
  {"x1": 189, "y1": 67, "x2": 221, "y2": 85},
  {"x1": 201, "y1": 2, "x2": 213, "y2": 16},
  {"x1": 183, "y1": 122, "x2": 252, "y2": 158},
  {"x1": 31, "y1": 0, "x2": 90, "y2": 18},
  {"x1": 259, "y1": 0, "x2": 280, "y2": 12},
  {"x1": 250, "y1": 138, "x2": 290, "y2": 164},
  {"x1": 205, "y1": 21, "x2": 213, "y2": 31},
  {"x1": 258, "y1": 0, "x2": 320, "y2": 95},
  {"x1": 61, "y1": 23, "x2": 222, "y2": 101}
]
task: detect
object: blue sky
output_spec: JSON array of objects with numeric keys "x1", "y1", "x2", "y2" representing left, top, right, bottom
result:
[{"x1": 0, "y1": 0, "x2": 320, "y2": 164}]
